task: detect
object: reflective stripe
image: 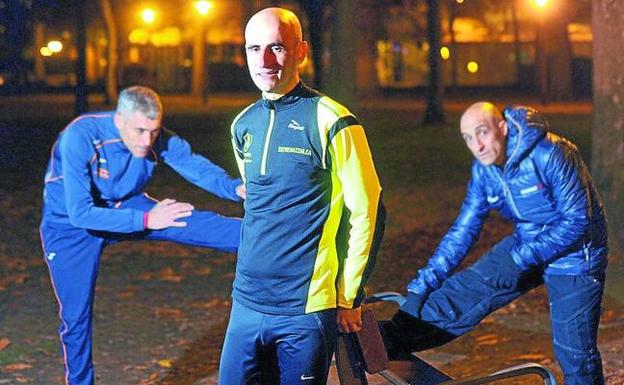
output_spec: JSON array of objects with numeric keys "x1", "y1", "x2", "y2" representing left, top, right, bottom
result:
[{"x1": 260, "y1": 108, "x2": 275, "y2": 175}]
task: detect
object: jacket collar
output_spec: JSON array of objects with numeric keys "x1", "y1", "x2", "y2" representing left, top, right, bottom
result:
[{"x1": 261, "y1": 81, "x2": 317, "y2": 111}]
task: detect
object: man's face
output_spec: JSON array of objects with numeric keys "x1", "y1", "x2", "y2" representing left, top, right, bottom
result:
[
  {"x1": 244, "y1": 17, "x2": 304, "y2": 97},
  {"x1": 460, "y1": 113, "x2": 507, "y2": 166},
  {"x1": 115, "y1": 111, "x2": 161, "y2": 158}
]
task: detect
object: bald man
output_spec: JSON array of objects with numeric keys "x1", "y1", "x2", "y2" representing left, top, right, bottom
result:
[
  {"x1": 222, "y1": 7, "x2": 385, "y2": 385},
  {"x1": 382, "y1": 103, "x2": 608, "y2": 385}
]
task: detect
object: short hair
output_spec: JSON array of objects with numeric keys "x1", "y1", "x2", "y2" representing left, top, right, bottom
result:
[{"x1": 116, "y1": 86, "x2": 163, "y2": 120}]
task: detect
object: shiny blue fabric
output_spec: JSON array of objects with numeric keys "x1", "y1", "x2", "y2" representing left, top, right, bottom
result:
[{"x1": 408, "y1": 106, "x2": 607, "y2": 296}]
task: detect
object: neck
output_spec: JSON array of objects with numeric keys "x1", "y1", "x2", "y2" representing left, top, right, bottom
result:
[{"x1": 262, "y1": 80, "x2": 299, "y2": 101}]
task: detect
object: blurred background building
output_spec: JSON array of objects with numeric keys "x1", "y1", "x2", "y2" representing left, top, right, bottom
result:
[{"x1": 0, "y1": 0, "x2": 591, "y2": 98}]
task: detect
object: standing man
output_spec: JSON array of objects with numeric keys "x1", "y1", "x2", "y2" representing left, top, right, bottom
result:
[
  {"x1": 221, "y1": 7, "x2": 385, "y2": 384},
  {"x1": 383, "y1": 102, "x2": 608, "y2": 385},
  {"x1": 40, "y1": 85, "x2": 244, "y2": 385}
]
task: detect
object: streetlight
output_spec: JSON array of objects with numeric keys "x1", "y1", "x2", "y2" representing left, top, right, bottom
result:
[
  {"x1": 47, "y1": 40, "x2": 63, "y2": 53},
  {"x1": 140, "y1": 7, "x2": 156, "y2": 25},
  {"x1": 194, "y1": 0, "x2": 212, "y2": 16}
]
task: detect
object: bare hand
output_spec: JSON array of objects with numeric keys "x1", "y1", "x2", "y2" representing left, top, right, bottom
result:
[
  {"x1": 236, "y1": 184, "x2": 247, "y2": 200},
  {"x1": 337, "y1": 306, "x2": 362, "y2": 333},
  {"x1": 146, "y1": 198, "x2": 194, "y2": 230}
]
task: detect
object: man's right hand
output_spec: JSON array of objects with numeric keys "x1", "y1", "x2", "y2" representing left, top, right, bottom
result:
[{"x1": 146, "y1": 198, "x2": 194, "y2": 230}]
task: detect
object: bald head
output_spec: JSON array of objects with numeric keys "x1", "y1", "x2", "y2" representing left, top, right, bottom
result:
[
  {"x1": 244, "y1": 7, "x2": 307, "y2": 99},
  {"x1": 245, "y1": 7, "x2": 303, "y2": 43},
  {"x1": 460, "y1": 102, "x2": 508, "y2": 166}
]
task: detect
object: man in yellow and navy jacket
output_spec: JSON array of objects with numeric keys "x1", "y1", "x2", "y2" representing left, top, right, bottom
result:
[{"x1": 220, "y1": 7, "x2": 385, "y2": 385}]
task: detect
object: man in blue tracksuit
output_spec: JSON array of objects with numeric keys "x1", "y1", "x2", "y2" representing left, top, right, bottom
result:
[
  {"x1": 382, "y1": 102, "x2": 608, "y2": 385},
  {"x1": 40, "y1": 86, "x2": 244, "y2": 385},
  {"x1": 219, "y1": 7, "x2": 385, "y2": 385}
]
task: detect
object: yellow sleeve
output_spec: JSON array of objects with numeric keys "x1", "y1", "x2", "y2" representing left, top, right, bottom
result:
[{"x1": 329, "y1": 122, "x2": 384, "y2": 308}]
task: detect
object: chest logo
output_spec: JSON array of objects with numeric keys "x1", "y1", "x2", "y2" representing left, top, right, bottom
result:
[
  {"x1": 487, "y1": 196, "x2": 500, "y2": 203},
  {"x1": 288, "y1": 120, "x2": 305, "y2": 131},
  {"x1": 243, "y1": 133, "x2": 253, "y2": 152}
]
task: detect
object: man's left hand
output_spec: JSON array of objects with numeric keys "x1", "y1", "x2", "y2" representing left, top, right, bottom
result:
[
  {"x1": 337, "y1": 306, "x2": 362, "y2": 333},
  {"x1": 236, "y1": 184, "x2": 247, "y2": 200}
]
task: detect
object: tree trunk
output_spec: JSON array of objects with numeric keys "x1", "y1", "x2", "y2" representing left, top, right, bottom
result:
[
  {"x1": 326, "y1": 0, "x2": 357, "y2": 110},
  {"x1": 422, "y1": 0, "x2": 444, "y2": 125},
  {"x1": 536, "y1": 5, "x2": 572, "y2": 102},
  {"x1": 592, "y1": 0, "x2": 624, "y2": 260},
  {"x1": 75, "y1": 0, "x2": 89, "y2": 115},
  {"x1": 300, "y1": 0, "x2": 324, "y2": 89},
  {"x1": 99, "y1": 0, "x2": 118, "y2": 105}
]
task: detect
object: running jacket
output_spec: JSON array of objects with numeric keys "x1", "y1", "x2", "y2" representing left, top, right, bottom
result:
[
  {"x1": 231, "y1": 82, "x2": 385, "y2": 315},
  {"x1": 409, "y1": 106, "x2": 608, "y2": 295},
  {"x1": 42, "y1": 111, "x2": 242, "y2": 232}
]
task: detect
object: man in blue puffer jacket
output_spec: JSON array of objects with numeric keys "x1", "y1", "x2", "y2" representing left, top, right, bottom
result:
[{"x1": 382, "y1": 102, "x2": 608, "y2": 385}]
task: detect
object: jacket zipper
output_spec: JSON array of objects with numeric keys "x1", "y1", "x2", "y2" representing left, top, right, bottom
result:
[
  {"x1": 493, "y1": 168, "x2": 522, "y2": 220},
  {"x1": 260, "y1": 107, "x2": 276, "y2": 175}
]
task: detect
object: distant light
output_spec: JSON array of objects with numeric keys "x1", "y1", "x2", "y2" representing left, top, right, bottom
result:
[
  {"x1": 534, "y1": 0, "x2": 548, "y2": 7},
  {"x1": 140, "y1": 8, "x2": 156, "y2": 24},
  {"x1": 47, "y1": 40, "x2": 63, "y2": 53},
  {"x1": 183, "y1": 59, "x2": 193, "y2": 67},
  {"x1": 61, "y1": 30, "x2": 71, "y2": 40},
  {"x1": 129, "y1": 47, "x2": 140, "y2": 64},
  {"x1": 467, "y1": 61, "x2": 479, "y2": 73},
  {"x1": 456, "y1": 0, "x2": 464, "y2": 3},
  {"x1": 440, "y1": 46, "x2": 450, "y2": 60},
  {"x1": 194, "y1": 0, "x2": 212, "y2": 16},
  {"x1": 0, "y1": 75, "x2": 5, "y2": 87},
  {"x1": 129, "y1": 28, "x2": 150, "y2": 45},
  {"x1": 40, "y1": 47, "x2": 53, "y2": 57}
]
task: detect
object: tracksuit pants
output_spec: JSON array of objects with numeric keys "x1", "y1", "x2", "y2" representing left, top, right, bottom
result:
[
  {"x1": 218, "y1": 301, "x2": 338, "y2": 385},
  {"x1": 40, "y1": 194, "x2": 241, "y2": 385},
  {"x1": 382, "y1": 236, "x2": 606, "y2": 385}
]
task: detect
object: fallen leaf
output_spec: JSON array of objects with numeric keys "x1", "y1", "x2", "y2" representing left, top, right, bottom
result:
[
  {"x1": 157, "y1": 359, "x2": 174, "y2": 368},
  {"x1": 193, "y1": 267, "x2": 212, "y2": 276},
  {"x1": 0, "y1": 338, "x2": 10, "y2": 351},
  {"x1": 3, "y1": 363, "x2": 33, "y2": 371},
  {"x1": 514, "y1": 353, "x2": 547, "y2": 360},
  {"x1": 153, "y1": 307, "x2": 184, "y2": 319}
]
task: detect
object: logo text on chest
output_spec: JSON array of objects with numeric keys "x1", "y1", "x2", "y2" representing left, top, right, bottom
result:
[{"x1": 278, "y1": 146, "x2": 312, "y2": 156}]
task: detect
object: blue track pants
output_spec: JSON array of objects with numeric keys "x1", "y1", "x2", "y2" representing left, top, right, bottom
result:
[
  {"x1": 218, "y1": 301, "x2": 338, "y2": 385},
  {"x1": 40, "y1": 194, "x2": 241, "y2": 385},
  {"x1": 382, "y1": 236, "x2": 605, "y2": 385}
]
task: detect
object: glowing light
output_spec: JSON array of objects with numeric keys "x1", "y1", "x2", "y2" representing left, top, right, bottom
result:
[
  {"x1": 47, "y1": 40, "x2": 63, "y2": 53},
  {"x1": 0, "y1": 75, "x2": 5, "y2": 87},
  {"x1": 467, "y1": 61, "x2": 479, "y2": 73},
  {"x1": 194, "y1": 0, "x2": 212, "y2": 16},
  {"x1": 140, "y1": 8, "x2": 156, "y2": 24},
  {"x1": 534, "y1": 0, "x2": 548, "y2": 7},
  {"x1": 129, "y1": 28, "x2": 150, "y2": 45},
  {"x1": 456, "y1": 0, "x2": 464, "y2": 3},
  {"x1": 40, "y1": 47, "x2": 53, "y2": 57},
  {"x1": 129, "y1": 47, "x2": 140, "y2": 64},
  {"x1": 440, "y1": 46, "x2": 450, "y2": 60}
]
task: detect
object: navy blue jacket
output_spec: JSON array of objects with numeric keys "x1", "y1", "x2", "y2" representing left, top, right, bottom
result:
[{"x1": 408, "y1": 106, "x2": 608, "y2": 295}]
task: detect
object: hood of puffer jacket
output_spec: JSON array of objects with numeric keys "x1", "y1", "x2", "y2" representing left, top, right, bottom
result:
[{"x1": 502, "y1": 106, "x2": 549, "y2": 170}]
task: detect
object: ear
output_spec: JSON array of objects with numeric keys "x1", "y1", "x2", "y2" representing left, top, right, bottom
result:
[
  {"x1": 297, "y1": 40, "x2": 308, "y2": 65},
  {"x1": 113, "y1": 112, "x2": 124, "y2": 130},
  {"x1": 499, "y1": 120, "x2": 508, "y2": 137}
]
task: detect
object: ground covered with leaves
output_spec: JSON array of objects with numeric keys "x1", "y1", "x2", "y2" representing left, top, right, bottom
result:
[{"x1": 0, "y1": 96, "x2": 622, "y2": 385}]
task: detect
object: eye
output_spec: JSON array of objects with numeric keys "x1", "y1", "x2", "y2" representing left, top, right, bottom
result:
[
  {"x1": 246, "y1": 46, "x2": 260, "y2": 53},
  {"x1": 271, "y1": 45, "x2": 285, "y2": 54}
]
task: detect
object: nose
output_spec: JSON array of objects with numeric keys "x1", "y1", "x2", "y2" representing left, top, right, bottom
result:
[
  {"x1": 258, "y1": 48, "x2": 276, "y2": 68},
  {"x1": 474, "y1": 138, "x2": 485, "y2": 152},
  {"x1": 139, "y1": 132, "x2": 152, "y2": 147}
]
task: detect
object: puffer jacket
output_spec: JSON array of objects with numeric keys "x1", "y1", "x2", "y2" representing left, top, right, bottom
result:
[{"x1": 408, "y1": 106, "x2": 608, "y2": 295}]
